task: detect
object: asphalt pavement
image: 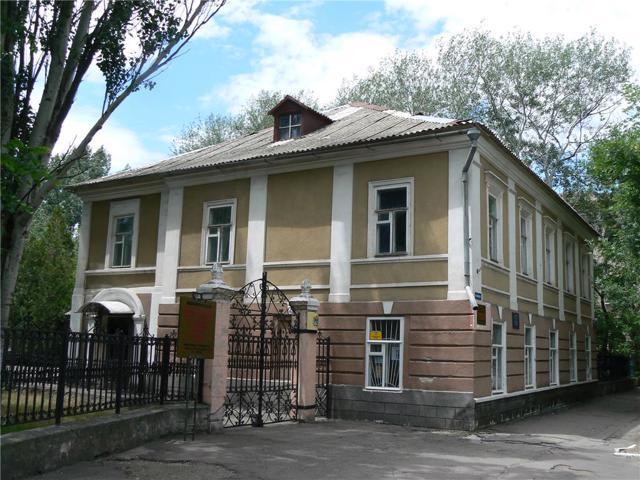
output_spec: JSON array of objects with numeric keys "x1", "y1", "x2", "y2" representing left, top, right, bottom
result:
[{"x1": 29, "y1": 388, "x2": 640, "y2": 480}]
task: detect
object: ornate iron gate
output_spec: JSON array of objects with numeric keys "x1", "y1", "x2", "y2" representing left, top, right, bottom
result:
[
  {"x1": 316, "y1": 334, "x2": 331, "y2": 418},
  {"x1": 224, "y1": 273, "x2": 299, "y2": 427}
]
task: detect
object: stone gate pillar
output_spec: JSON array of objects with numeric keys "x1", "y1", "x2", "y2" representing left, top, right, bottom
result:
[
  {"x1": 196, "y1": 264, "x2": 236, "y2": 431},
  {"x1": 290, "y1": 280, "x2": 320, "y2": 423}
]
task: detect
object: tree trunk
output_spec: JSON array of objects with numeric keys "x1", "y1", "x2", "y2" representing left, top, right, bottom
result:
[{"x1": 1, "y1": 212, "x2": 31, "y2": 326}]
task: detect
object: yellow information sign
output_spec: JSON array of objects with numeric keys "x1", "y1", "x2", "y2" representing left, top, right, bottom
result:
[
  {"x1": 369, "y1": 330, "x2": 383, "y2": 341},
  {"x1": 177, "y1": 297, "x2": 216, "y2": 359}
]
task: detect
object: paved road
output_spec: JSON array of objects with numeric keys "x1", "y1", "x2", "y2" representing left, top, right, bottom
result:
[{"x1": 32, "y1": 388, "x2": 640, "y2": 480}]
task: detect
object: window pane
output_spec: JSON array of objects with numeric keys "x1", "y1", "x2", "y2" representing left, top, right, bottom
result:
[
  {"x1": 113, "y1": 241, "x2": 123, "y2": 266},
  {"x1": 488, "y1": 196, "x2": 497, "y2": 217},
  {"x1": 291, "y1": 113, "x2": 301, "y2": 125},
  {"x1": 368, "y1": 356, "x2": 383, "y2": 387},
  {"x1": 369, "y1": 344, "x2": 382, "y2": 353},
  {"x1": 377, "y1": 223, "x2": 390, "y2": 254},
  {"x1": 492, "y1": 324, "x2": 502, "y2": 345},
  {"x1": 115, "y1": 215, "x2": 133, "y2": 234},
  {"x1": 394, "y1": 211, "x2": 406, "y2": 252},
  {"x1": 279, "y1": 126, "x2": 290, "y2": 140},
  {"x1": 209, "y1": 206, "x2": 232, "y2": 225},
  {"x1": 378, "y1": 212, "x2": 389, "y2": 222},
  {"x1": 378, "y1": 187, "x2": 406, "y2": 210},
  {"x1": 525, "y1": 328, "x2": 532, "y2": 345},
  {"x1": 385, "y1": 344, "x2": 400, "y2": 388},
  {"x1": 122, "y1": 233, "x2": 132, "y2": 266},
  {"x1": 220, "y1": 225, "x2": 230, "y2": 262},
  {"x1": 207, "y1": 236, "x2": 219, "y2": 263},
  {"x1": 370, "y1": 319, "x2": 400, "y2": 340},
  {"x1": 279, "y1": 115, "x2": 290, "y2": 128}
]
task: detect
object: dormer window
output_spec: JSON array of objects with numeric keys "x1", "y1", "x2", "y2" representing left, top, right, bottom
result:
[{"x1": 279, "y1": 112, "x2": 302, "y2": 140}]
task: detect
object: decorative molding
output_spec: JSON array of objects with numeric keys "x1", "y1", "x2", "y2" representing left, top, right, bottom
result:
[
  {"x1": 352, "y1": 281, "x2": 447, "y2": 289},
  {"x1": 353, "y1": 254, "x2": 447, "y2": 265},
  {"x1": 178, "y1": 264, "x2": 246, "y2": 272},
  {"x1": 85, "y1": 267, "x2": 156, "y2": 276},
  {"x1": 104, "y1": 198, "x2": 140, "y2": 269},
  {"x1": 200, "y1": 198, "x2": 237, "y2": 266},
  {"x1": 264, "y1": 259, "x2": 331, "y2": 268}
]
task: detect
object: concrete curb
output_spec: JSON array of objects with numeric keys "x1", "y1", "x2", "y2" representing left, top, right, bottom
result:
[{"x1": 1, "y1": 404, "x2": 209, "y2": 480}]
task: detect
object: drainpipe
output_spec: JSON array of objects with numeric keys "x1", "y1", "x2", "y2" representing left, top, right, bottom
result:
[{"x1": 462, "y1": 128, "x2": 481, "y2": 310}]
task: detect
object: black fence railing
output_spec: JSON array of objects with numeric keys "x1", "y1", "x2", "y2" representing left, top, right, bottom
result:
[
  {"x1": 1, "y1": 328, "x2": 201, "y2": 426},
  {"x1": 597, "y1": 352, "x2": 631, "y2": 381},
  {"x1": 316, "y1": 336, "x2": 330, "y2": 418}
]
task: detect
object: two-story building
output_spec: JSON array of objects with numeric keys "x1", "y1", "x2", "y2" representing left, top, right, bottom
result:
[{"x1": 70, "y1": 96, "x2": 598, "y2": 429}]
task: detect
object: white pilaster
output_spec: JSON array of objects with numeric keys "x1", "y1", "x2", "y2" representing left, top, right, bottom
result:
[
  {"x1": 70, "y1": 201, "x2": 92, "y2": 331},
  {"x1": 507, "y1": 178, "x2": 518, "y2": 311},
  {"x1": 245, "y1": 175, "x2": 268, "y2": 284},
  {"x1": 149, "y1": 190, "x2": 169, "y2": 334},
  {"x1": 329, "y1": 164, "x2": 353, "y2": 302},
  {"x1": 556, "y1": 221, "x2": 565, "y2": 321},
  {"x1": 590, "y1": 254, "x2": 595, "y2": 322},
  {"x1": 447, "y1": 149, "x2": 466, "y2": 300},
  {"x1": 535, "y1": 200, "x2": 544, "y2": 316},
  {"x1": 575, "y1": 239, "x2": 581, "y2": 324},
  {"x1": 469, "y1": 153, "x2": 482, "y2": 292},
  {"x1": 161, "y1": 186, "x2": 183, "y2": 304}
]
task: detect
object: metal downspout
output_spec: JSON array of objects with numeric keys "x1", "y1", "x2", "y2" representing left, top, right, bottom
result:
[{"x1": 462, "y1": 128, "x2": 481, "y2": 310}]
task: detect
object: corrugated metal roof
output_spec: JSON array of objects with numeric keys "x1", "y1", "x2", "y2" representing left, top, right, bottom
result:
[{"x1": 76, "y1": 104, "x2": 463, "y2": 187}]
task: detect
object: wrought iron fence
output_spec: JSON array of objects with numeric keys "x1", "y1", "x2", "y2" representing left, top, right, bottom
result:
[
  {"x1": 1, "y1": 328, "x2": 201, "y2": 426},
  {"x1": 316, "y1": 335, "x2": 330, "y2": 418}
]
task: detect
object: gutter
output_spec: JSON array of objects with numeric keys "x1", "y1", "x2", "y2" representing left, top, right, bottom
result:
[{"x1": 462, "y1": 128, "x2": 481, "y2": 310}]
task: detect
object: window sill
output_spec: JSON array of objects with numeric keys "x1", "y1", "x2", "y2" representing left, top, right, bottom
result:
[
  {"x1": 516, "y1": 272, "x2": 537, "y2": 285},
  {"x1": 374, "y1": 252, "x2": 408, "y2": 258},
  {"x1": 363, "y1": 387, "x2": 403, "y2": 393},
  {"x1": 85, "y1": 267, "x2": 155, "y2": 275}
]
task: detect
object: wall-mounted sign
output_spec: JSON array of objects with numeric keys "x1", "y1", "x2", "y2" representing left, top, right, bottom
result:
[
  {"x1": 307, "y1": 311, "x2": 320, "y2": 331},
  {"x1": 474, "y1": 292, "x2": 483, "y2": 301},
  {"x1": 177, "y1": 297, "x2": 216, "y2": 359},
  {"x1": 476, "y1": 304, "x2": 486, "y2": 326},
  {"x1": 369, "y1": 331, "x2": 383, "y2": 341},
  {"x1": 512, "y1": 312, "x2": 520, "y2": 330}
]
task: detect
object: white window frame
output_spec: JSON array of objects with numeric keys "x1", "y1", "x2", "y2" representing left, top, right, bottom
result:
[
  {"x1": 524, "y1": 325, "x2": 536, "y2": 389},
  {"x1": 367, "y1": 178, "x2": 414, "y2": 258},
  {"x1": 519, "y1": 205, "x2": 534, "y2": 277},
  {"x1": 491, "y1": 322, "x2": 507, "y2": 394},
  {"x1": 365, "y1": 317, "x2": 404, "y2": 391},
  {"x1": 585, "y1": 335, "x2": 592, "y2": 381},
  {"x1": 580, "y1": 251, "x2": 592, "y2": 300},
  {"x1": 569, "y1": 332, "x2": 577, "y2": 383},
  {"x1": 105, "y1": 198, "x2": 140, "y2": 269},
  {"x1": 486, "y1": 176, "x2": 505, "y2": 265},
  {"x1": 544, "y1": 222, "x2": 556, "y2": 286},
  {"x1": 200, "y1": 199, "x2": 237, "y2": 266},
  {"x1": 549, "y1": 330, "x2": 559, "y2": 386},
  {"x1": 565, "y1": 236, "x2": 576, "y2": 294}
]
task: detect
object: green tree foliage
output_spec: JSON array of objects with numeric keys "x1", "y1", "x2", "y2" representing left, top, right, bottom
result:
[
  {"x1": 171, "y1": 90, "x2": 318, "y2": 154},
  {"x1": 588, "y1": 123, "x2": 640, "y2": 357},
  {"x1": 10, "y1": 208, "x2": 76, "y2": 329},
  {"x1": 1, "y1": 0, "x2": 226, "y2": 324},
  {"x1": 337, "y1": 30, "x2": 632, "y2": 189}
]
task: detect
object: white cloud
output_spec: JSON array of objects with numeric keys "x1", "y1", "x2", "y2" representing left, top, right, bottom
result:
[
  {"x1": 384, "y1": 0, "x2": 640, "y2": 76},
  {"x1": 202, "y1": 11, "x2": 398, "y2": 110},
  {"x1": 55, "y1": 107, "x2": 165, "y2": 173}
]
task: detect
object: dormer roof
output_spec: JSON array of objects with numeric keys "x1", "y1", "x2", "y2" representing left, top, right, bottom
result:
[{"x1": 268, "y1": 95, "x2": 333, "y2": 142}]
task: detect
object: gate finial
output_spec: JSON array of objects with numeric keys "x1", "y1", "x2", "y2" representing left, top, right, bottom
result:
[
  {"x1": 211, "y1": 262, "x2": 224, "y2": 284},
  {"x1": 301, "y1": 279, "x2": 312, "y2": 299}
]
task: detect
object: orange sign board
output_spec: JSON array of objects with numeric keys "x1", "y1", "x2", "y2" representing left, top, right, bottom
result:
[{"x1": 177, "y1": 297, "x2": 216, "y2": 359}]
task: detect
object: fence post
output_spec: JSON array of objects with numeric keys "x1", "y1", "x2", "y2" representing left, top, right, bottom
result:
[
  {"x1": 55, "y1": 330, "x2": 70, "y2": 425},
  {"x1": 159, "y1": 335, "x2": 171, "y2": 404},
  {"x1": 114, "y1": 332, "x2": 127, "y2": 414}
]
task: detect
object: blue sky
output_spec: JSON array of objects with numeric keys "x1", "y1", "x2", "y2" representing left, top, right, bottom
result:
[{"x1": 56, "y1": 0, "x2": 640, "y2": 172}]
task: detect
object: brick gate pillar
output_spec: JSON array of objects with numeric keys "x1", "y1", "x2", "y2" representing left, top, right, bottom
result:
[
  {"x1": 290, "y1": 280, "x2": 320, "y2": 423},
  {"x1": 195, "y1": 264, "x2": 236, "y2": 431}
]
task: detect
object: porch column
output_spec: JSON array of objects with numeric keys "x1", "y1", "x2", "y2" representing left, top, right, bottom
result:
[
  {"x1": 161, "y1": 186, "x2": 183, "y2": 304},
  {"x1": 196, "y1": 264, "x2": 236, "y2": 431},
  {"x1": 290, "y1": 280, "x2": 320, "y2": 423},
  {"x1": 70, "y1": 200, "x2": 92, "y2": 332}
]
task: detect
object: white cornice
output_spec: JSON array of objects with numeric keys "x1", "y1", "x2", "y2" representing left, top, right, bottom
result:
[{"x1": 85, "y1": 267, "x2": 156, "y2": 275}]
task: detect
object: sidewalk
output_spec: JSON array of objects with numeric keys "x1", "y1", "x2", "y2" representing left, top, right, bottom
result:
[{"x1": 29, "y1": 388, "x2": 640, "y2": 480}]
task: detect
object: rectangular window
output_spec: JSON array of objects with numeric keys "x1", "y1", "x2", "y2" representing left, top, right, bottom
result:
[
  {"x1": 581, "y1": 252, "x2": 591, "y2": 299},
  {"x1": 549, "y1": 330, "x2": 559, "y2": 386},
  {"x1": 106, "y1": 198, "x2": 139, "y2": 269},
  {"x1": 520, "y1": 209, "x2": 533, "y2": 276},
  {"x1": 112, "y1": 215, "x2": 134, "y2": 267},
  {"x1": 565, "y1": 239, "x2": 575, "y2": 293},
  {"x1": 524, "y1": 326, "x2": 536, "y2": 389},
  {"x1": 570, "y1": 332, "x2": 577, "y2": 383},
  {"x1": 366, "y1": 318, "x2": 403, "y2": 390},
  {"x1": 491, "y1": 323, "x2": 506, "y2": 394},
  {"x1": 202, "y1": 200, "x2": 236, "y2": 265},
  {"x1": 368, "y1": 179, "x2": 413, "y2": 258},
  {"x1": 585, "y1": 335, "x2": 592, "y2": 381},
  {"x1": 544, "y1": 225, "x2": 555, "y2": 285},
  {"x1": 488, "y1": 194, "x2": 499, "y2": 262},
  {"x1": 278, "y1": 112, "x2": 302, "y2": 140}
]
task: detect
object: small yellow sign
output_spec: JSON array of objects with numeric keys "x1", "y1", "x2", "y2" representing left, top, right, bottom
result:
[
  {"x1": 307, "y1": 311, "x2": 320, "y2": 331},
  {"x1": 369, "y1": 330, "x2": 383, "y2": 341},
  {"x1": 177, "y1": 297, "x2": 216, "y2": 359}
]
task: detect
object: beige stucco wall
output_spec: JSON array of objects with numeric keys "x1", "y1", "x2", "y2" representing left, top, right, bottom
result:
[
  {"x1": 179, "y1": 179, "x2": 250, "y2": 266},
  {"x1": 85, "y1": 273, "x2": 155, "y2": 289},
  {"x1": 482, "y1": 266, "x2": 509, "y2": 293},
  {"x1": 137, "y1": 194, "x2": 161, "y2": 267},
  {"x1": 87, "y1": 200, "x2": 110, "y2": 270},
  {"x1": 351, "y1": 260, "x2": 447, "y2": 285},
  {"x1": 351, "y1": 152, "x2": 448, "y2": 259},
  {"x1": 263, "y1": 265, "x2": 330, "y2": 287},
  {"x1": 177, "y1": 268, "x2": 246, "y2": 290},
  {"x1": 517, "y1": 277, "x2": 538, "y2": 302},
  {"x1": 265, "y1": 168, "x2": 333, "y2": 262},
  {"x1": 480, "y1": 157, "x2": 510, "y2": 268},
  {"x1": 350, "y1": 286, "x2": 447, "y2": 302}
]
